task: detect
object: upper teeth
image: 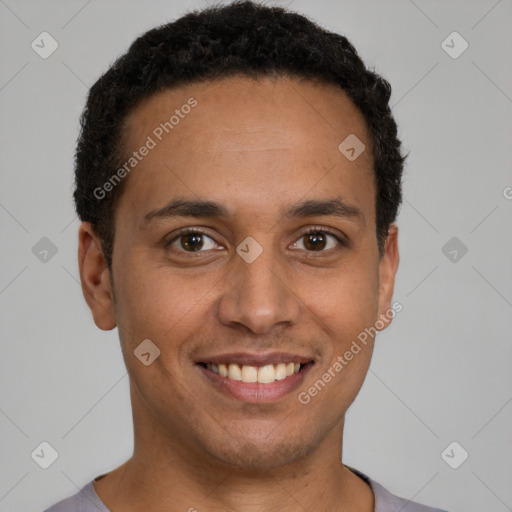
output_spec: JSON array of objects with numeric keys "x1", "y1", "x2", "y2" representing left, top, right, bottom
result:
[{"x1": 206, "y1": 362, "x2": 302, "y2": 383}]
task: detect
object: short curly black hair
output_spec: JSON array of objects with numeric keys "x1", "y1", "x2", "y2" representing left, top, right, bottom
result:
[{"x1": 74, "y1": 0, "x2": 407, "y2": 269}]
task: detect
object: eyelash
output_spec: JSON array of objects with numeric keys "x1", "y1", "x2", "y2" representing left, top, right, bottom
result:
[{"x1": 164, "y1": 226, "x2": 347, "y2": 255}]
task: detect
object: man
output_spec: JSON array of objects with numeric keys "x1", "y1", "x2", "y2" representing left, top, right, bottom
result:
[{"x1": 44, "y1": 1, "x2": 449, "y2": 510}]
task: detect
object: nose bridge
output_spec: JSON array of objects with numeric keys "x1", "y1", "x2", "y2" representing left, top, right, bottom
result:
[{"x1": 217, "y1": 236, "x2": 301, "y2": 334}]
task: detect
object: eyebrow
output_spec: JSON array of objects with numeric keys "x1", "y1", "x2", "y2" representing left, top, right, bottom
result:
[{"x1": 142, "y1": 196, "x2": 365, "y2": 226}]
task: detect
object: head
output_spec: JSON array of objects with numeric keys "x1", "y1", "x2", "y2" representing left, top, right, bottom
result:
[{"x1": 77, "y1": 0, "x2": 406, "y2": 470}]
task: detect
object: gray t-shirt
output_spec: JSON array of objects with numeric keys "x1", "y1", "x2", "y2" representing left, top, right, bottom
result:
[{"x1": 43, "y1": 467, "x2": 449, "y2": 512}]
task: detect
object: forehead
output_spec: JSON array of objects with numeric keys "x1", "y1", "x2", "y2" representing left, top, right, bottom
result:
[
  {"x1": 123, "y1": 75, "x2": 371, "y2": 150},
  {"x1": 116, "y1": 75, "x2": 375, "y2": 227}
]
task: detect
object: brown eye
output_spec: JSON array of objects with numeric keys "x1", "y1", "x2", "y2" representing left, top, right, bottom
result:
[
  {"x1": 291, "y1": 228, "x2": 345, "y2": 253},
  {"x1": 303, "y1": 232, "x2": 328, "y2": 251},
  {"x1": 181, "y1": 232, "x2": 206, "y2": 251},
  {"x1": 165, "y1": 229, "x2": 218, "y2": 252}
]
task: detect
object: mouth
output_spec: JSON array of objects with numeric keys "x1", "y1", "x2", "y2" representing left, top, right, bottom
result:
[
  {"x1": 195, "y1": 352, "x2": 315, "y2": 402},
  {"x1": 197, "y1": 361, "x2": 310, "y2": 383}
]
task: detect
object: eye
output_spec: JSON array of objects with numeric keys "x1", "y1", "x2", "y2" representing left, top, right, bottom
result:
[
  {"x1": 290, "y1": 227, "x2": 346, "y2": 253},
  {"x1": 164, "y1": 228, "x2": 220, "y2": 253},
  {"x1": 164, "y1": 226, "x2": 347, "y2": 256}
]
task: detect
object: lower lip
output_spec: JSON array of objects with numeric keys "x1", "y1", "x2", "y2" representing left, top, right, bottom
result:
[{"x1": 197, "y1": 363, "x2": 314, "y2": 403}]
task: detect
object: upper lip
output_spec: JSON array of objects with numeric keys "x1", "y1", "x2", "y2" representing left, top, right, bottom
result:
[{"x1": 195, "y1": 351, "x2": 315, "y2": 367}]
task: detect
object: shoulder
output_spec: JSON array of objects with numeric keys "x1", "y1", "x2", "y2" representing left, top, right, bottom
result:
[
  {"x1": 42, "y1": 480, "x2": 110, "y2": 512},
  {"x1": 369, "y1": 477, "x2": 450, "y2": 512},
  {"x1": 348, "y1": 467, "x2": 451, "y2": 512}
]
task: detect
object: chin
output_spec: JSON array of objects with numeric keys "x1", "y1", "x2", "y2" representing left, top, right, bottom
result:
[{"x1": 201, "y1": 428, "x2": 315, "y2": 470}]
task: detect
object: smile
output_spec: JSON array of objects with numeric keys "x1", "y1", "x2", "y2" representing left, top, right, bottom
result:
[
  {"x1": 199, "y1": 362, "x2": 306, "y2": 383},
  {"x1": 195, "y1": 353, "x2": 315, "y2": 402}
]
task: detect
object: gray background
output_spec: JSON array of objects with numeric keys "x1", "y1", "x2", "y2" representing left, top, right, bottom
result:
[{"x1": 1, "y1": 1, "x2": 511, "y2": 511}]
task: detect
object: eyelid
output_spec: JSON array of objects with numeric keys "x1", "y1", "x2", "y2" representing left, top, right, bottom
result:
[{"x1": 300, "y1": 225, "x2": 347, "y2": 242}]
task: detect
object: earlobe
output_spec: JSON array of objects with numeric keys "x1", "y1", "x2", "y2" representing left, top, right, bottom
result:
[
  {"x1": 78, "y1": 222, "x2": 117, "y2": 331},
  {"x1": 376, "y1": 224, "x2": 400, "y2": 331}
]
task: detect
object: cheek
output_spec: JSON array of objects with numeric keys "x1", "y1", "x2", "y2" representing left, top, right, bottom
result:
[
  {"x1": 305, "y1": 347, "x2": 374, "y2": 420},
  {"x1": 300, "y1": 259, "x2": 379, "y2": 395},
  {"x1": 303, "y1": 259, "x2": 380, "y2": 335},
  {"x1": 297, "y1": 272, "x2": 377, "y2": 414},
  {"x1": 114, "y1": 262, "x2": 215, "y2": 345}
]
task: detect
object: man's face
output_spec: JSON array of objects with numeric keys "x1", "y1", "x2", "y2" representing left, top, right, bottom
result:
[{"x1": 82, "y1": 75, "x2": 399, "y2": 469}]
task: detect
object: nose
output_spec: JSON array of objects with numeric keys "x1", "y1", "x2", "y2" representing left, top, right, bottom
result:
[{"x1": 216, "y1": 242, "x2": 301, "y2": 335}]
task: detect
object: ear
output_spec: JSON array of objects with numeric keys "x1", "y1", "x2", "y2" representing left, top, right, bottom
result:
[
  {"x1": 376, "y1": 224, "x2": 400, "y2": 331},
  {"x1": 78, "y1": 222, "x2": 117, "y2": 330}
]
